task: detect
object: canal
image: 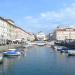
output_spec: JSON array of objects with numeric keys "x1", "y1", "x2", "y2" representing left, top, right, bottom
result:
[{"x1": 0, "y1": 46, "x2": 75, "y2": 75}]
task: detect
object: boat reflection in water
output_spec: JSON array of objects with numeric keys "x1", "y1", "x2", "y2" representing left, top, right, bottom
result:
[{"x1": 0, "y1": 48, "x2": 27, "y2": 75}]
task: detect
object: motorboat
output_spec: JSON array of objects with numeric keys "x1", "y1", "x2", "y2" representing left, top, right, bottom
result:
[
  {"x1": 57, "y1": 46, "x2": 65, "y2": 51},
  {"x1": 3, "y1": 51, "x2": 21, "y2": 56},
  {"x1": 55, "y1": 46, "x2": 68, "y2": 53},
  {"x1": 8, "y1": 48, "x2": 16, "y2": 51},
  {"x1": 3, "y1": 48, "x2": 21, "y2": 56},
  {"x1": 60, "y1": 47, "x2": 69, "y2": 53},
  {"x1": 68, "y1": 50, "x2": 75, "y2": 56},
  {"x1": 0, "y1": 53, "x2": 3, "y2": 63},
  {"x1": 36, "y1": 41, "x2": 46, "y2": 46},
  {"x1": 22, "y1": 44, "x2": 30, "y2": 48},
  {"x1": 37, "y1": 43, "x2": 45, "y2": 46}
]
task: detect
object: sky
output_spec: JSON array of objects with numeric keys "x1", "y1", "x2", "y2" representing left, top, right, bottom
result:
[{"x1": 0, "y1": 0, "x2": 75, "y2": 33}]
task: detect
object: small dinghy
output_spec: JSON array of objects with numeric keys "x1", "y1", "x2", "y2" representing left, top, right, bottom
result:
[{"x1": 8, "y1": 48, "x2": 17, "y2": 51}]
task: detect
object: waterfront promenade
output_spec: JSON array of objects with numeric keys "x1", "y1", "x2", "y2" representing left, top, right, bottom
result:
[
  {"x1": 0, "y1": 44, "x2": 21, "y2": 52},
  {"x1": 0, "y1": 41, "x2": 52, "y2": 52}
]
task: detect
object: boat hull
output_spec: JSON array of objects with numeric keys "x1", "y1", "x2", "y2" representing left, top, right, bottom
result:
[
  {"x1": 37, "y1": 43, "x2": 46, "y2": 46},
  {"x1": 0, "y1": 53, "x2": 3, "y2": 63},
  {"x1": 3, "y1": 51, "x2": 21, "y2": 56},
  {"x1": 68, "y1": 50, "x2": 75, "y2": 56}
]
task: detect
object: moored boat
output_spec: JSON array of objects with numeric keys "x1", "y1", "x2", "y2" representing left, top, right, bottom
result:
[
  {"x1": 22, "y1": 44, "x2": 30, "y2": 48},
  {"x1": 0, "y1": 53, "x2": 3, "y2": 63},
  {"x1": 8, "y1": 48, "x2": 17, "y2": 51},
  {"x1": 54, "y1": 46, "x2": 69, "y2": 53},
  {"x1": 60, "y1": 47, "x2": 69, "y2": 53},
  {"x1": 37, "y1": 43, "x2": 46, "y2": 46},
  {"x1": 68, "y1": 50, "x2": 75, "y2": 56},
  {"x1": 57, "y1": 46, "x2": 65, "y2": 51},
  {"x1": 35, "y1": 41, "x2": 46, "y2": 46},
  {"x1": 3, "y1": 51, "x2": 21, "y2": 56},
  {"x1": 3, "y1": 48, "x2": 21, "y2": 56}
]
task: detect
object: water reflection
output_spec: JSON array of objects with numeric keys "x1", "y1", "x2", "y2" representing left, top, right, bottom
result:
[
  {"x1": 0, "y1": 56, "x2": 20, "y2": 74},
  {"x1": 0, "y1": 64, "x2": 4, "y2": 75},
  {"x1": 0, "y1": 48, "x2": 28, "y2": 75},
  {"x1": 0, "y1": 46, "x2": 75, "y2": 75}
]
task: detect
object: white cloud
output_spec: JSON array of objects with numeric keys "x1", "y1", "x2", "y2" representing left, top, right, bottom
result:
[
  {"x1": 24, "y1": 3, "x2": 75, "y2": 33},
  {"x1": 40, "y1": 3, "x2": 75, "y2": 23}
]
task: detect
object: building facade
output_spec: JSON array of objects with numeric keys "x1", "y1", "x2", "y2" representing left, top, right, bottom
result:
[
  {"x1": 36, "y1": 32, "x2": 47, "y2": 41},
  {"x1": 27, "y1": 33, "x2": 35, "y2": 41},
  {"x1": 53, "y1": 26, "x2": 75, "y2": 42},
  {"x1": 0, "y1": 17, "x2": 35, "y2": 45}
]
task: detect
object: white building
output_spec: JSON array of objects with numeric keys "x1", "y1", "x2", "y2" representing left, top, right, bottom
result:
[
  {"x1": 36, "y1": 32, "x2": 47, "y2": 41},
  {"x1": 54, "y1": 26, "x2": 75, "y2": 41},
  {"x1": 15, "y1": 27, "x2": 29, "y2": 42},
  {"x1": 0, "y1": 17, "x2": 9, "y2": 44},
  {"x1": 0, "y1": 16, "x2": 35, "y2": 45}
]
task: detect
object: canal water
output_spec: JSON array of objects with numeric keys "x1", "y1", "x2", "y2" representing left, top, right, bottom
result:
[{"x1": 0, "y1": 46, "x2": 75, "y2": 75}]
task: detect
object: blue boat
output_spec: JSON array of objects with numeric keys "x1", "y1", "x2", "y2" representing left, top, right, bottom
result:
[
  {"x1": 57, "y1": 46, "x2": 69, "y2": 53},
  {"x1": 57, "y1": 46, "x2": 65, "y2": 51},
  {"x1": 3, "y1": 51, "x2": 21, "y2": 56},
  {"x1": 60, "y1": 47, "x2": 69, "y2": 53}
]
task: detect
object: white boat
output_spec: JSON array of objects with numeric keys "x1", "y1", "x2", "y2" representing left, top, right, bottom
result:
[
  {"x1": 8, "y1": 48, "x2": 16, "y2": 51},
  {"x1": 0, "y1": 53, "x2": 3, "y2": 63},
  {"x1": 57, "y1": 46, "x2": 65, "y2": 51},
  {"x1": 68, "y1": 50, "x2": 75, "y2": 56},
  {"x1": 36, "y1": 41, "x2": 46, "y2": 46},
  {"x1": 22, "y1": 44, "x2": 30, "y2": 48}
]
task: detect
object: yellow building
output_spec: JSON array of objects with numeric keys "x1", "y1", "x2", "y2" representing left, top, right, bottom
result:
[{"x1": 27, "y1": 33, "x2": 35, "y2": 41}]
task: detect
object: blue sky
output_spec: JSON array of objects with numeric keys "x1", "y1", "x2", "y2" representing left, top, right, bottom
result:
[{"x1": 0, "y1": 0, "x2": 75, "y2": 33}]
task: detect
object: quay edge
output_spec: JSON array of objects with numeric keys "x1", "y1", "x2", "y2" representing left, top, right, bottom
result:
[{"x1": 0, "y1": 44, "x2": 21, "y2": 52}]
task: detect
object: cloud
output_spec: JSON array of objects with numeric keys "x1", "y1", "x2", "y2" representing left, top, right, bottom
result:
[
  {"x1": 40, "y1": 3, "x2": 75, "y2": 24},
  {"x1": 24, "y1": 3, "x2": 75, "y2": 33}
]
